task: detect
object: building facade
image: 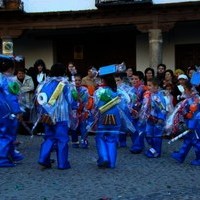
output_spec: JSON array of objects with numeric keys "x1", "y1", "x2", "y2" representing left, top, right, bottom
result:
[{"x1": 0, "y1": 0, "x2": 200, "y2": 74}]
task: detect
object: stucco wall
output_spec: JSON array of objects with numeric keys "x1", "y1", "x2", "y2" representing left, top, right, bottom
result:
[
  {"x1": 12, "y1": 22, "x2": 200, "y2": 72},
  {"x1": 136, "y1": 34, "x2": 149, "y2": 72},
  {"x1": 136, "y1": 22, "x2": 200, "y2": 72},
  {"x1": 14, "y1": 38, "x2": 53, "y2": 69}
]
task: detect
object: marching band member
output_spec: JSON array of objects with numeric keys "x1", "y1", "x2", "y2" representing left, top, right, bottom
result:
[
  {"x1": 0, "y1": 55, "x2": 24, "y2": 167},
  {"x1": 129, "y1": 71, "x2": 146, "y2": 154},
  {"x1": 89, "y1": 64, "x2": 135, "y2": 168},
  {"x1": 144, "y1": 78, "x2": 167, "y2": 158},
  {"x1": 71, "y1": 74, "x2": 90, "y2": 148},
  {"x1": 170, "y1": 82, "x2": 200, "y2": 165},
  {"x1": 114, "y1": 73, "x2": 137, "y2": 147},
  {"x1": 36, "y1": 63, "x2": 78, "y2": 169}
]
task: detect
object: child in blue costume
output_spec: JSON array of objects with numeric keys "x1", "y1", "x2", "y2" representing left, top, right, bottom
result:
[
  {"x1": 0, "y1": 55, "x2": 24, "y2": 167},
  {"x1": 145, "y1": 78, "x2": 167, "y2": 158},
  {"x1": 171, "y1": 82, "x2": 200, "y2": 165},
  {"x1": 70, "y1": 74, "x2": 90, "y2": 148},
  {"x1": 114, "y1": 73, "x2": 137, "y2": 148},
  {"x1": 90, "y1": 65, "x2": 135, "y2": 168},
  {"x1": 129, "y1": 71, "x2": 146, "y2": 154},
  {"x1": 36, "y1": 63, "x2": 78, "y2": 169}
]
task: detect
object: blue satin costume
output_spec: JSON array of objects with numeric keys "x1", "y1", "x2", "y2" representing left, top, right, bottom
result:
[
  {"x1": 129, "y1": 85, "x2": 146, "y2": 153},
  {"x1": 171, "y1": 93, "x2": 200, "y2": 165},
  {"x1": 70, "y1": 85, "x2": 90, "y2": 148},
  {"x1": 117, "y1": 83, "x2": 137, "y2": 147},
  {"x1": 91, "y1": 86, "x2": 135, "y2": 168},
  {"x1": 145, "y1": 90, "x2": 167, "y2": 158},
  {"x1": 0, "y1": 73, "x2": 23, "y2": 167},
  {"x1": 36, "y1": 77, "x2": 77, "y2": 169}
]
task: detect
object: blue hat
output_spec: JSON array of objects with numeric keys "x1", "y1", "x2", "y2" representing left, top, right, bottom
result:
[
  {"x1": 99, "y1": 64, "x2": 116, "y2": 76},
  {"x1": 98, "y1": 62, "x2": 126, "y2": 76}
]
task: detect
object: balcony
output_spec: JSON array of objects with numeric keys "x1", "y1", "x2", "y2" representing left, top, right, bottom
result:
[{"x1": 95, "y1": 0, "x2": 153, "y2": 7}]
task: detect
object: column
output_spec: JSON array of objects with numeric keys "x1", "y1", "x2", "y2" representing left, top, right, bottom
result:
[{"x1": 148, "y1": 29, "x2": 163, "y2": 69}]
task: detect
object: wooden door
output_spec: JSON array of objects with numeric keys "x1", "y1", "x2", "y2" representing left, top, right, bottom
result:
[{"x1": 175, "y1": 44, "x2": 200, "y2": 72}]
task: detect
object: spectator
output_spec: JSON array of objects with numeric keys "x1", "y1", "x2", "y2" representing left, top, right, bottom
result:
[
  {"x1": 28, "y1": 59, "x2": 47, "y2": 91},
  {"x1": 187, "y1": 66, "x2": 196, "y2": 80},
  {"x1": 14, "y1": 68, "x2": 34, "y2": 110},
  {"x1": 14, "y1": 68, "x2": 34, "y2": 135},
  {"x1": 144, "y1": 67, "x2": 155, "y2": 85},
  {"x1": 176, "y1": 74, "x2": 189, "y2": 103},
  {"x1": 66, "y1": 61, "x2": 77, "y2": 84},
  {"x1": 161, "y1": 69, "x2": 176, "y2": 89},
  {"x1": 174, "y1": 68, "x2": 185, "y2": 80},
  {"x1": 125, "y1": 67, "x2": 134, "y2": 84},
  {"x1": 81, "y1": 66, "x2": 97, "y2": 89},
  {"x1": 156, "y1": 63, "x2": 166, "y2": 86},
  {"x1": 161, "y1": 69, "x2": 180, "y2": 105}
]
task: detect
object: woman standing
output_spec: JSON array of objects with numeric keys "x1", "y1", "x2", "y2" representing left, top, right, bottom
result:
[
  {"x1": 161, "y1": 69, "x2": 180, "y2": 105},
  {"x1": 28, "y1": 59, "x2": 47, "y2": 91},
  {"x1": 144, "y1": 67, "x2": 155, "y2": 86}
]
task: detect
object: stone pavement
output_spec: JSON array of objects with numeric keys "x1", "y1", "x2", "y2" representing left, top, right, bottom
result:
[{"x1": 0, "y1": 135, "x2": 200, "y2": 200}]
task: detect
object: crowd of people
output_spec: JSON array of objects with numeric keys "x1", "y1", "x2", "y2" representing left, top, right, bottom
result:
[{"x1": 1, "y1": 54, "x2": 200, "y2": 169}]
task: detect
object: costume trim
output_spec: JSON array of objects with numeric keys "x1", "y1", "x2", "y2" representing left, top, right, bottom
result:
[{"x1": 48, "y1": 82, "x2": 65, "y2": 105}]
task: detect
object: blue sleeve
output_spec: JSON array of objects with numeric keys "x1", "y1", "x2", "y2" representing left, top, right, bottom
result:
[
  {"x1": 5, "y1": 92, "x2": 22, "y2": 114},
  {"x1": 156, "y1": 94, "x2": 167, "y2": 120},
  {"x1": 63, "y1": 85, "x2": 78, "y2": 110}
]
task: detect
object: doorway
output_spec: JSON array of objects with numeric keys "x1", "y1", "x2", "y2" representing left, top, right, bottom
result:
[{"x1": 175, "y1": 43, "x2": 200, "y2": 72}]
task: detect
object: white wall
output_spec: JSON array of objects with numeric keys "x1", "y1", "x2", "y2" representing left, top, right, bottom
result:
[
  {"x1": 12, "y1": 22, "x2": 200, "y2": 72},
  {"x1": 163, "y1": 22, "x2": 200, "y2": 69},
  {"x1": 14, "y1": 38, "x2": 53, "y2": 69},
  {"x1": 136, "y1": 22, "x2": 200, "y2": 72},
  {"x1": 136, "y1": 32, "x2": 176, "y2": 72},
  {"x1": 136, "y1": 34, "x2": 149, "y2": 72}
]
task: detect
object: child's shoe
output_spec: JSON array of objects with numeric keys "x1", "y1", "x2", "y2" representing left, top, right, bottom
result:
[
  {"x1": 72, "y1": 142, "x2": 79, "y2": 148},
  {"x1": 190, "y1": 159, "x2": 200, "y2": 166},
  {"x1": 145, "y1": 148, "x2": 160, "y2": 158},
  {"x1": 171, "y1": 151, "x2": 184, "y2": 163},
  {"x1": 80, "y1": 139, "x2": 88, "y2": 149}
]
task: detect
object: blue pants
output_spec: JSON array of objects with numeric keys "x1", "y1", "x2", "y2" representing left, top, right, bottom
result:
[
  {"x1": 95, "y1": 133, "x2": 118, "y2": 168},
  {"x1": 130, "y1": 119, "x2": 145, "y2": 153},
  {"x1": 172, "y1": 131, "x2": 200, "y2": 165},
  {"x1": 70, "y1": 120, "x2": 88, "y2": 148},
  {"x1": 0, "y1": 118, "x2": 21, "y2": 167},
  {"x1": 145, "y1": 121, "x2": 163, "y2": 158},
  {"x1": 38, "y1": 122, "x2": 71, "y2": 169}
]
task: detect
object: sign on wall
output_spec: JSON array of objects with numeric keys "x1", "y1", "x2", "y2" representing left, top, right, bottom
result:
[
  {"x1": 74, "y1": 45, "x2": 83, "y2": 60},
  {"x1": 2, "y1": 41, "x2": 13, "y2": 55}
]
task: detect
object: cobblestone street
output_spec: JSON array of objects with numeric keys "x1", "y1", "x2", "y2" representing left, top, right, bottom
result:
[{"x1": 0, "y1": 135, "x2": 200, "y2": 200}]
